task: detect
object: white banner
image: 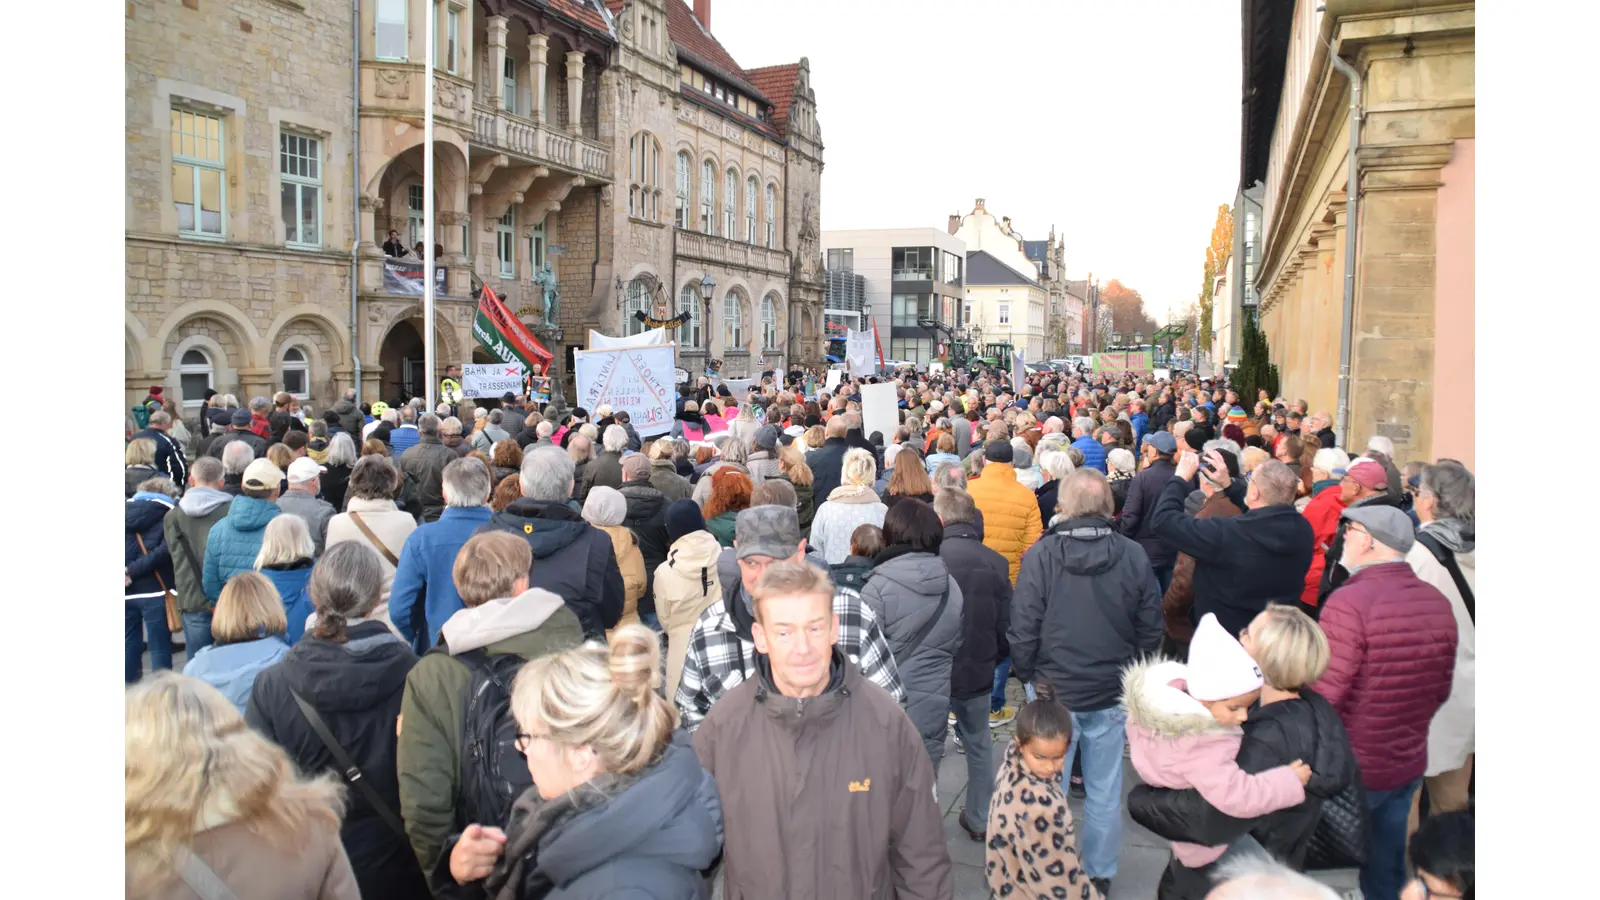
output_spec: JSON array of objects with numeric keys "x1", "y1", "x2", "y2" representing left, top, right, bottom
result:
[
  {"x1": 1012, "y1": 346, "x2": 1026, "y2": 389},
  {"x1": 722, "y1": 378, "x2": 753, "y2": 405},
  {"x1": 845, "y1": 329, "x2": 875, "y2": 374},
  {"x1": 573, "y1": 344, "x2": 677, "y2": 436},
  {"x1": 461, "y1": 363, "x2": 525, "y2": 399},
  {"x1": 588, "y1": 328, "x2": 669, "y2": 350},
  {"x1": 859, "y1": 382, "x2": 900, "y2": 448},
  {"x1": 823, "y1": 369, "x2": 842, "y2": 394}
]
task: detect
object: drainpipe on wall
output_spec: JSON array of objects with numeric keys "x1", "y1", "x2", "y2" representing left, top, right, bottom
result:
[
  {"x1": 1327, "y1": 40, "x2": 1362, "y2": 449},
  {"x1": 348, "y1": 0, "x2": 363, "y2": 403}
]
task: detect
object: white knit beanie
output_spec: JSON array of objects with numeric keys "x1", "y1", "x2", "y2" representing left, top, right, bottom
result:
[
  {"x1": 1184, "y1": 613, "x2": 1264, "y2": 702},
  {"x1": 581, "y1": 485, "x2": 627, "y2": 528}
]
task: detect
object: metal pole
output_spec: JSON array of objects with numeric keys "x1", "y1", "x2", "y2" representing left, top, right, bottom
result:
[
  {"x1": 1328, "y1": 50, "x2": 1362, "y2": 450},
  {"x1": 423, "y1": 0, "x2": 436, "y2": 412},
  {"x1": 349, "y1": 0, "x2": 362, "y2": 404}
]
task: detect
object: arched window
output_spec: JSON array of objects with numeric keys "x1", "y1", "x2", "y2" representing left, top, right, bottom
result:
[
  {"x1": 178, "y1": 348, "x2": 213, "y2": 408},
  {"x1": 623, "y1": 277, "x2": 652, "y2": 336},
  {"x1": 629, "y1": 133, "x2": 660, "y2": 221},
  {"x1": 723, "y1": 290, "x2": 744, "y2": 351},
  {"x1": 699, "y1": 159, "x2": 715, "y2": 234},
  {"x1": 745, "y1": 175, "x2": 758, "y2": 243},
  {"x1": 761, "y1": 293, "x2": 780, "y2": 351},
  {"x1": 674, "y1": 151, "x2": 691, "y2": 228},
  {"x1": 764, "y1": 183, "x2": 776, "y2": 248},
  {"x1": 679, "y1": 283, "x2": 702, "y2": 348},
  {"x1": 723, "y1": 168, "x2": 737, "y2": 237},
  {"x1": 281, "y1": 346, "x2": 309, "y2": 397}
]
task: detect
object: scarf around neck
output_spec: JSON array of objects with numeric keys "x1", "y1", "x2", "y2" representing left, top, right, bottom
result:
[{"x1": 986, "y1": 740, "x2": 1101, "y2": 900}]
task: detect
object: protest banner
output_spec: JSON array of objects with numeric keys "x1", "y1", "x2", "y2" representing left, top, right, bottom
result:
[
  {"x1": 573, "y1": 343, "x2": 677, "y2": 436},
  {"x1": 474, "y1": 286, "x2": 553, "y2": 370},
  {"x1": 461, "y1": 363, "x2": 525, "y2": 399},
  {"x1": 845, "y1": 329, "x2": 875, "y2": 374},
  {"x1": 588, "y1": 328, "x2": 669, "y2": 349},
  {"x1": 528, "y1": 377, "x2": 550, "y2": 405},
  {"x1": 1092, "y1": 350, "x2": 1153, "y2": 373},
  {"x1": 823, "y1": 369, "x2": 842, "y2": 393},
  {"x1": 859, "y1": 382, "x2": 899, "y2": 446},
  {"x1": 1012, "y1": 347, "x2": 1026, "y2": 388}
]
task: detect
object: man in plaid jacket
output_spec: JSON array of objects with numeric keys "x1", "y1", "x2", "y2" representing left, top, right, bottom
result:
[{"x1": 675, "y1": 505, "x2": 904, "y2": 730}]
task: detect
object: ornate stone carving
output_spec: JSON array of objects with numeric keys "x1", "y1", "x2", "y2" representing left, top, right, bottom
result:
[
  {"x1": 435, "y1": 78, "x2": 469, "y2": 115},
  {"x1": 375, "y1": 68, "x2": 410, "y2": 101}
]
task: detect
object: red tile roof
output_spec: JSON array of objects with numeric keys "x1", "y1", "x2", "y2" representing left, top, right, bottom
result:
[
  {"x1": 662, "y1": 0, "x2": 767, "y2": 101},
  {"x1": 545, "y1": 0, "x2": 613, "y2": 37},
  {"x1": 744, "y1": 63, "x2": 799, "y2": 135}
]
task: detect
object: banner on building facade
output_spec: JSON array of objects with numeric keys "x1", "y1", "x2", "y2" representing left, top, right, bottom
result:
[
  {"x1": 474, "y1": 287, "x2": 553, "y2": 372},
  {"x1": 382, "y1": 258, "x2": 448, "y2": 295},
  {"x1": 588, "y1": 328, "x2": 670, "y2": 350},
  {"x1": 461, "y1": 363, "x2": 526, "y2": 399},
  {"x1": 845, "y1": 329, "x2": 875, "y2": 373},
  {"x1": 1092, "y1": 351, "x2": 1153, "y2": 373},
  {"x1": 573, "y1": 344, "x2": 677, "y2": 436}
]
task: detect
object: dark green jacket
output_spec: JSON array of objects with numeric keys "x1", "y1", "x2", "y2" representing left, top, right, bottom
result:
[{"x1": 162, "y1": 487, "x2": 233, "y2": 612}]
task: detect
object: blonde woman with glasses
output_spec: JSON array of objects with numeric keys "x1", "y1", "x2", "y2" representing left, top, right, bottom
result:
[
  {"x1": 125, "y1": 672, "x2": 360, "y2": 899},
  {"x1": 445, "y1": 625, "x2": 722, "y2": 899}
]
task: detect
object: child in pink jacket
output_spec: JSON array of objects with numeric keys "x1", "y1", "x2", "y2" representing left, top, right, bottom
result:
[{"x1": 1121, "y1": 613, "x2": 1312, "y2": 868}]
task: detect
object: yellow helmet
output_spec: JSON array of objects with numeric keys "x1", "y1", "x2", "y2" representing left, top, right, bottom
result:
[{"x1": 371, "y1": 401, "x2": 390, "y2": 416}]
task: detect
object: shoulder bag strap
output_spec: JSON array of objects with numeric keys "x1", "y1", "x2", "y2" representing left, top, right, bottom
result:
[
  {"x1": 170, "y1": 521, "x2": 206, "y2": 589},
  {"x1": 895, "y1": 581, "x2": 952, "y2": 667},
  {"x1": 288, "y1": 688, "x2": 409, "y2": 840},
  {"x1": 346, "y1": 511, "x2": 400, "y2": 567},
  {"x1": 178, "y1": 852, "x2": 240, "y2": 900},
  {"x1": 134, "y1": 533, "x2": 171, "y2": 595},
  {"x1": 1414, "y1": 531, "x2": 1474, "y2": 625}
]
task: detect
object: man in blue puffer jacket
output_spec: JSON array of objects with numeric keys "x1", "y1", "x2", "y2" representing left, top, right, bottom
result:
[
  {"x1": 202, "y1": 458, "x2": 282, "y2": 601},
  {"x1": 1070, "y1": 416, "x2": 1108, "y2": 473},
  {"x1": 388, "y1": 457, "x2": 495, "y2": 653}
]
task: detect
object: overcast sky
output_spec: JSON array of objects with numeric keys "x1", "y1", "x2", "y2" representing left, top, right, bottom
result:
[{"x1": 709, "y1": 0, "x2": 1241, "y2": 325}]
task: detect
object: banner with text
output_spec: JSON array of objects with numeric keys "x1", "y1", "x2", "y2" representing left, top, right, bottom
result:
[
  {"x1": 845, "y1": 329, "x2": 875, "y2": 373},
  {"x1": 461, "y1": 363, "x2": 526, "y2": 399},
  {"x1": 1092, "y1": 350, "x2": 1153, "y2": 373},
  {"x1": 574, "y1": 343, "x2": 677, "y2": 436},
  {"x1": 474, "y1": 287, "x2": 553, "y2": 372},
  {"x1": 382, "y1": 258, "x2": 448, "y2": 295},
  {"x1": 588, "y1": 328, "x2": 670, "y2": 350}
]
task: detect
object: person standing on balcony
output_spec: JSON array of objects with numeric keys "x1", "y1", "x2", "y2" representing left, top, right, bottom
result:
[{"x1": 383, "y1": 229, "x2": 408, "y2": 258}]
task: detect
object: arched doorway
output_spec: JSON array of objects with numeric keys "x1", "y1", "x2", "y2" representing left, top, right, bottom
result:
[{"x1": 378, "y1": 319, "x2": 425, "y2": 405}]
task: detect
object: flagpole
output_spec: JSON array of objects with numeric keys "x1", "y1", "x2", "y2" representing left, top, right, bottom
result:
[{"x1": 422, "y1": 2, "x2": 437, "y2": 412}]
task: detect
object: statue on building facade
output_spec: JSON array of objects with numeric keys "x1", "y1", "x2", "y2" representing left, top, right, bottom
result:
[{"x1": 535, "y1": 263, "x2": 559, "y2": 327}]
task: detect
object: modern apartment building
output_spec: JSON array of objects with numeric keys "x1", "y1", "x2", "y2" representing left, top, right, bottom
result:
[{"x1": 819, "y1": 227, "x2": 967, "y2": 365}]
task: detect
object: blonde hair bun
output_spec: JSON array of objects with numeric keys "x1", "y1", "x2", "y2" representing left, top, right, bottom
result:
[{"x1": 607, "y1": 624, "x2": 663, "y2": 704}]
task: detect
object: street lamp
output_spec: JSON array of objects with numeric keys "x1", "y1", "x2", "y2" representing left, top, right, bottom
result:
[
  {"x1": 698, "y1": 273, "x2": 716, "y2": 351},
  {"x1": 861, "y1": 302, "x2": 871, "y2": 333}
]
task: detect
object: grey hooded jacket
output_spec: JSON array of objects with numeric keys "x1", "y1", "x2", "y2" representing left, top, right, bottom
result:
[{"x1": 858, "y1": 548, "x2": 964, "y2": 764}]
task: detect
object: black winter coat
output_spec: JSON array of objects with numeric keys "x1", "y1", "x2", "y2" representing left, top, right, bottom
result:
[
  {"x1": 126, "y1": 494, "x2": 176, "y2": 599},
  {"x1": 1150, "y1": 476, "x2": 1314, "y2": 638},
  {"x1": 940, "y1": 522, "x2": 1012, "y2": 699},
  {"x1": 205, "y1": 428, "x2": 267, "y2": 461},
  {"x1": 1316, "y1": 491, "x2": 1404, "y2": 607},
  {"x1": 807, "y1": 437, "x2": 852, "y2": 503},
  {"x1": 500, "y1": 404, "x2": 528, "y2": 440},
  {"x1": 1009, "y1": 517, "x2": 1163, "y2": 712},
  {"x1": 1035, "y1": 480, "x2": 1060, "y2": 526},
  {"x1": 478, "y1": 500, "x2": 624, "y2": 640},
  {"x1": 1119, "y1": 459, "x2": 1179, "y2": 565},
  {"x1": 245, "y1": 621, "x2": 430, "y2": 900},
  {"x1": 1128, "y1": 688, "x2": 1359, "y2": 872},
  {"x1": 619, "y1": 480, "x2": 670, "y2": 616},
  {"x1": 132, "y1": 428, "x2": 188, "y2": 488},
  {"x1": 321, "y1": 463, "x2": 352, "y2": 512}
]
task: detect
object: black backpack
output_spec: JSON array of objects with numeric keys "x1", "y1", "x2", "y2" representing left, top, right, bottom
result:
[{"x1": 431, "y1": 645, "x2": 533, "y2": 829}]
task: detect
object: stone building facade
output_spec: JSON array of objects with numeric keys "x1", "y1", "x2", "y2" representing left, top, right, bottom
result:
[
  {"x1": 125, "y1": 0, "x2": 825, "y2": 414},
  {"x1": 1241, "y1": 0, "x2": 1474, "y2": 465}
]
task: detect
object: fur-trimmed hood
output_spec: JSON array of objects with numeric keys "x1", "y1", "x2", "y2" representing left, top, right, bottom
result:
[{"x1": 1121, "y1": 658, "x2": 1233, "y2": 738}]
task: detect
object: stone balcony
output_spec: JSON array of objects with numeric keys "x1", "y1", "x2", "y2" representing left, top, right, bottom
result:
[
  {"x1": 471, "y1": 104, "x2": 610, "y2": 181},
  {"x1": 675, "y1": 229, "x2": 791, "y2": 279}
]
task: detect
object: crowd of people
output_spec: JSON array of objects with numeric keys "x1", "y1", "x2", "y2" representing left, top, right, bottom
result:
[{"x1": 125, "y1": 365, "x2": 1474, "y2": 900}]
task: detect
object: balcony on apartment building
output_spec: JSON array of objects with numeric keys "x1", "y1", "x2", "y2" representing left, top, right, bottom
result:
[{"x1": 675, "y1": 229, "x2": 791, "y2": 279}]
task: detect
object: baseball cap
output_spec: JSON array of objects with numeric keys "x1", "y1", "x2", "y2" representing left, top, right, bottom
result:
[
  {"x1": 733, "y1": 505, "x2": 803, "y2": 560},
  {"x1": 984, "y1": 441, "x2": 1014, "y2": 463},
  {"x1": 1341, "y1": 505, "x2": 1415, "y2": 554},
  {"x1": 287, "y1": 457, "x2": 326, "y2": 484},
  {"x1": 1345, "y1": 458, "x2": 1387, "y2": 490},
  {"x1": 1146, "y1": 432, "x2": 1178, "y2": 454},
  {"x1": 242, "y1": 459, "x2": 284, "y2": 491},
  {"x1": 231, "y1": 408, "x2": 253, "y2": 427}
]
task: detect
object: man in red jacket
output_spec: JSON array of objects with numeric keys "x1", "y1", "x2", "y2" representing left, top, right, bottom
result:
[{"x1": 1313, "y1": 505, "x2": 1457, "y2": 900}]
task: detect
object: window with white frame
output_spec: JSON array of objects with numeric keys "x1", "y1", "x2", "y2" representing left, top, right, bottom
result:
[
  {"x1": 279, "y1": 131, "x2": 321, "y2": 248},
  {"x1": 764, "y1": 183, "x2": 775, "y2": 248},
  {"x1": 171, "y1": 108, "x2": 226, "y2": 239},
  {"x1": 446, "y1": 9, "x2": 459, "y2": 74},
  {"x1": 376, "y1": 0, "x2": 407, "y2": 61},
  {"x1": 699, "y1": 159, "x2": 714, "y2": 234},
  {"x1": 528, "y1": 218, "x2": 545, "y2": 273},
  {"x1": 502, "y1": 56, "x2": 517, "y2": 113},
  {"x1": 745, "y1": 176, "x2": 758, "y2": 243},
  {"x1": 178, "y1": 348, "x2": 213, "y2": 408},
  {"x1": 496, "y1": 210, "x2": 515, "y2": 277},
  {"x1": 679, "y1": 284, "x2": 702, "y2": 348},
  {"x1": 281, "y1": 347, "x2": 309, "y2": 397},
  {"x1": 998, "y1": 303, "x2": 1011, "y2": 326},
  {"x1": 761, "y1": 293, "x2": 779, "y2": 350},
  {"x1": 723, "y1": 169, "x2": 737, "y2": 237},
  {"x1": 408, "y1": 184, "x2": 424, "y2": 249},
  {"x1": 623, "y1": 278, "x2": 652, "y2": 336},
  {"x1": 723, "y1": 292, "x2": 744, "y2": 351},
  {"x1": 675, "y1": 152, "x2": 691, "y2": 228}
]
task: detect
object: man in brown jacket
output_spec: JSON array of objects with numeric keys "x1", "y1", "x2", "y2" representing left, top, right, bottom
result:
[{"x1": 693, "y1": 561, "x2": 951, "y2": 900}]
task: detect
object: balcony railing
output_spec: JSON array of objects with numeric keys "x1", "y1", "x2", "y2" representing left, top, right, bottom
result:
[
  {"x1": 471, "y1": 104, "x2": 611, "y2": 181},
  {"x1": 675, "y1": 229, "x2": 791, "y2": 278},
  {"x1": 892, "y1": 268, "x2": 934, "y2": 281}
]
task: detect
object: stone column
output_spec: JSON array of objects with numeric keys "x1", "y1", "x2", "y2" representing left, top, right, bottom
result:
[
  {"x1": 1307, "y1": 220, "x2": 1340, "y2": 414},
  {"x1": 485, "y1": 16, "x2": 508, "y2": 110},
  {"x1": 358, "y1": 195, "x2": 384, "y2": 257},
  {"x1": 528, "y1": 34, "x2": 549, "y2": 124},
  {"x1": 565, "y1": 52, "x2": 584, "y2": 134}
]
